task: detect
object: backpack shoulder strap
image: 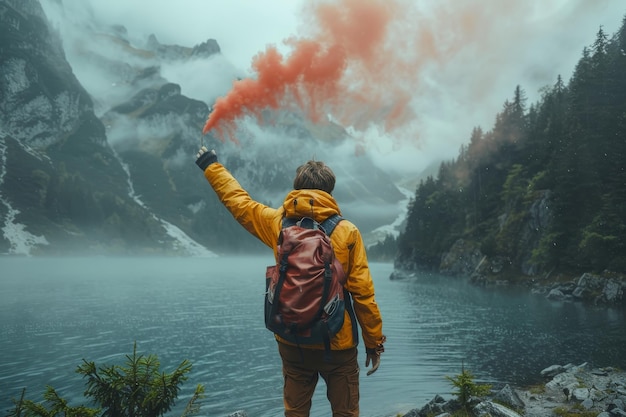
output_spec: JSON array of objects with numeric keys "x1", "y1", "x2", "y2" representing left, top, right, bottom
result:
[
  {"x1": 281, "y1": 217, "x2": 298, "y2": 228},
  {"x1": 321, "y1": 214, "x2": 343, "y2": 237},
  {"x1": 321, "y1": 213, "x2": 359, "y2": 345}
]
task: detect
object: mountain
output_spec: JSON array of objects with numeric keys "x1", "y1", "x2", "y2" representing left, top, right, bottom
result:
[{"x1": 0, "y1": 0, "x2": 406, "y2": 256}]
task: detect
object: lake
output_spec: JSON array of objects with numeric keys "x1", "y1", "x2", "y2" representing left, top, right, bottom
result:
[{"x1": 1, "y1": 256, "x2": 625, "y2": 416}]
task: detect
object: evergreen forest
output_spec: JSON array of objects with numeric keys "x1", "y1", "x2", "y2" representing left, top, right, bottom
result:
[{"x1": 392, "y1": 17, "x2": 626, "y2": 280}]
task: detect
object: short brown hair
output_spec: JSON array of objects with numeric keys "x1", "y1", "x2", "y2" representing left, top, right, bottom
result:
[{"x1": 293, "y1": 160, "x2": 336, "y2": 194}]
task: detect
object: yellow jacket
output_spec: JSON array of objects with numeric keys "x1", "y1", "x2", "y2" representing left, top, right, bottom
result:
[{"x1": 203, "y1": 162, "x2": 385, "y2": 350}]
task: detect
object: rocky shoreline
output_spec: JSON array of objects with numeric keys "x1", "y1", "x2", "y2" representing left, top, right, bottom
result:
[
  {"x1": 223, "y1": 363, "x2": 626, "y2": 417},
  {"x1": 390, "y1": 267, "x2": 626, "y2": 308},
  {"x1": 402, "y1": 363, "x2": 626, "y2": 417}
]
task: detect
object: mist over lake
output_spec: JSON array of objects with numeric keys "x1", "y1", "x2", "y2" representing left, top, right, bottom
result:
[{"x1": 1, "y1": 257, "x2": 625, "y2": 416}]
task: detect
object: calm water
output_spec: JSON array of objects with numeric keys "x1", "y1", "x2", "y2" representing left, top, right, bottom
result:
[{"x1": 1, "y1": 256, "x2": 625, "y2": 416}]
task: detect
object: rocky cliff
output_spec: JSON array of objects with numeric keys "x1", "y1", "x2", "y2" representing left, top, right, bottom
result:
[{"x1": 0, "y1": 0, "x2": 179, "y2": 255}]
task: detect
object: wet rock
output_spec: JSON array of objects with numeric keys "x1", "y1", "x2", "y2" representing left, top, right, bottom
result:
[
  {"x1": 473, "y1": 401, "x2": 522, "y2": 417},
  {"x1": 412, "y1": 394, "x2": 447, "y2": 416},
  {"x1": 601, "y1": 279, "x2": 624, "y2": 304},
  {"x1": 572, "y1": 273, "x2": 625, "y2": 305},
  {"x1": 581, "y1": 397, "x2": 594, "y2": 409},
  {"x1": 493, "y1": 384, "x2": 525, "y2": 410},
  {"x1": 572, "y1": 387, "x2": 590, "y2": 401},
  {"x1": 389, "y1": 269, "x2": 418, "y2": 280},
  {"x1": 540, "y1": 364, "x2": 566, "y2": 378},
  {"x1": 547, "y1": 288, "x2": 566, "y2": 301}
]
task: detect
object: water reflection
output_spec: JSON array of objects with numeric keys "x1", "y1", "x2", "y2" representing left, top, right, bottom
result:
[{"x1": 389, "y1": 271, "x2": 626, "y2": 389}]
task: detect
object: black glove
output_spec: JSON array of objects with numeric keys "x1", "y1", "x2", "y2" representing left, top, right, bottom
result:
[
  {"x1": 365, "y1": 335, "x2": 386, "y2": 376},
  {"x1": 195, "y1": 146, "x2": 218, "y2": 171},
  {"x1": 365, "y1": 351, "x2": 381, "y2": 376}
]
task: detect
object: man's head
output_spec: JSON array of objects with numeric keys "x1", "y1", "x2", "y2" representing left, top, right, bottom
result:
[{"x1": 293, "y1": 160, "x2": 336, "y2": 194}]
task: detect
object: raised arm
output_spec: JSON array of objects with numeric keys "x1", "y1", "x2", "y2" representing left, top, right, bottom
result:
[{"x1": 196, "y1": 147, "x2": 280, "y2": 248}]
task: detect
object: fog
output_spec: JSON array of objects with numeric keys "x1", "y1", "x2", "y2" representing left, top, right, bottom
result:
[{"x1": 41, "y1": 0, "x2": 625, "y2": 177}]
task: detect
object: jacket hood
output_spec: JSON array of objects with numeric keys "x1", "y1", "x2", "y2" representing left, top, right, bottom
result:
[{"x1": 282, "y1": 189, "x2": 341, "y2": 222}]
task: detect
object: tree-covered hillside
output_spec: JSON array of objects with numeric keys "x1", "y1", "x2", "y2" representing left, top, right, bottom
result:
[{"x1": 394, "y1": 17, "x2": 626, "y2": 280}]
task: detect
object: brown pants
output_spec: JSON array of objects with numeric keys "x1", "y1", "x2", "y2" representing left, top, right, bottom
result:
[{"x1": 278, "y1": 342, "x2": 360, "y2": 417}]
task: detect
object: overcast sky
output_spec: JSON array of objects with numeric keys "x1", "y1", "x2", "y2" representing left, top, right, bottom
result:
[{"x1": 75, "y1": 0, "x2": 625, "y2": 176}]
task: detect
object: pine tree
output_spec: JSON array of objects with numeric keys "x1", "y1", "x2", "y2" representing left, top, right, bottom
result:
[{"x1": 395, "y1": 17, "x2": 626, "y2": 276}]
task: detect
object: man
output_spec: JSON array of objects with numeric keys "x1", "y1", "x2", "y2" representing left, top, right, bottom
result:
[{"x1": 195, "y1": 146, "x2": 385, "y2": 416}]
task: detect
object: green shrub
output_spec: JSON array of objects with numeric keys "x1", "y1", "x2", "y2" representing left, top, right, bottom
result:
[
  {"x1": 6, "y1": 386, "x2": 99, "y2": 417},
  {"x1": 6, "y1": 343, "x2": 204, "y2": 417},
  {"x1": 446, "y1": 364, "x2": 492, "y2": 415}
]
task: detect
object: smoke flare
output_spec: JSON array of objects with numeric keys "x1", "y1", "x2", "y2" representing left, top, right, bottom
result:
[{"x1": 203, "y1": 0, "x2": 412, "y2": 141}]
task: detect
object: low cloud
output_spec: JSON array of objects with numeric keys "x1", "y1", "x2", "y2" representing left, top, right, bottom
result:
[
  {"x1": 42, "y1": 0, "x2": 625, "y2": 177},
  {"x1": 160, "y1": 56, "x2": 241, "y2": 104}
]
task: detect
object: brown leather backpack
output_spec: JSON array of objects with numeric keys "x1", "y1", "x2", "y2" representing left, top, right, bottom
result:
[{"x1": 265, "y1": 215, "x2": 355, "y2": 354}]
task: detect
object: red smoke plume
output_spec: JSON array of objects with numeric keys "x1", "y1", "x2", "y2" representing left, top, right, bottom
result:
[
  {"x1": 203, "y1": 0, "x2": 413, "y2": 141},
  {"x1": 203, "y1": 0, "x2": 603, "y2": 145}
]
